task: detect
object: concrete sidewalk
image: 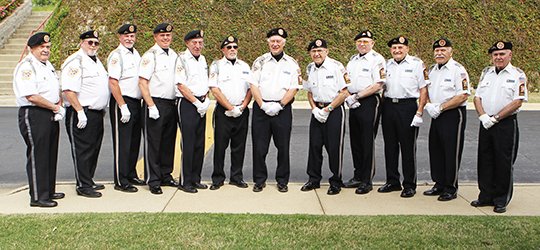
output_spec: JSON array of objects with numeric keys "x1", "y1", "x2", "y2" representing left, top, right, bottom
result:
[{"x1": 1, "y1": 182, "x2": 539, "y2": 216}]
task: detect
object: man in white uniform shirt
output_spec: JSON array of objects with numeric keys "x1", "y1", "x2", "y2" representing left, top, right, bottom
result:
[
  {"x1": 14, "y1": 32, "x2": 64, "y2": 207},
  {"x1": 379, "y1": 36, "x2": 428, "y2": 198},
  {"x1": 472, "y1": 41, "x2": 527, "y2": 213},
  {"x1": 250, "y1": 28, "x2": 301, "y2": 193},
  {"x1": 108, "y1": 24, "x2": 144, "y2": 193},
  {"x1": 139, "y1": 23, "x2": 179, "y2": 195},
  {"x1": 300, "y1": 39, "x2": 348, "y2": 195},
  {"x1": 175, "y1": 29, "x2": 210, "y2": 193},
  {"x1": 208, "y1": 36, "x2": 252, "y2": 190},
  {"x1": 62, "y1": 30, "x2": 110, "y2": 198},
  {"x1": 423, "y1": 38, "x2": 470, "y2": 201},
  {"x1": 343, "y1": 30, "x2": 386, "y2": 195}
]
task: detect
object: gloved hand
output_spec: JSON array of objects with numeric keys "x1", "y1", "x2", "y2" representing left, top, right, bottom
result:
[
  {"x1": 345, "y1": 95, "x2": 360, "y2": 109},
  {"x1": 410, "y1": 114, "x2": 423, "y2": 127},
  {"x1": 119, "y1": 104, "x2": 131, "y2": 123},
  {"x1": 53, "y1": 105, "x2": 65, "y2": 121},
  {"x1": 479, "y1": 114, "x2": 495, "y2": 129},
  {"x1": 193, "y1": 99, "x2": 209, "y2": 118},
  {"x1": 148, "y1": 105, "x2": 160, "y2": 120},
  {"x1": 268, "y1": 102, "x2": 284, "y2": 116},
  {"x1": 424, "y1": 103, "x2": 441, "y2": 119},
  {"x1": 312, "y1": 108, "x2": 327, "y2": 123},
  {"x1": 77, "y1": 110, "x2": 87, "y2": 129},
  {"x1": 231, "y1": 106, "x2": 243, "y2": 118},
  {"x1": 260, "y1": 102, "x2": 272, "y2": 113}
]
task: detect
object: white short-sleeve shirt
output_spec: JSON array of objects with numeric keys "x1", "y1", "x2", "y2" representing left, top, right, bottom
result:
[
  {"x1": 476, "y1": 63, "x2": 528, "y2": 115},
  {"x1": 61, "y1": 49, "x2": 110, "y2": 110},
  {"x1": 13, "y1": 54, "x2": 60, "y2": 107},
  {"x1": 107, "y1": 44, "x2": 141, "y2": 99},
  {"x1": 346, "y1": 50, "x2": 386, "y2": 93},
  {"x1": 251, "y1": 52, "x2": 301, "y2": 101},
  {"x1": 208, "y1": 57, "x2": 251, "y2": 105},
  {"x1": 139, "y1": 44, "x2": 177, "y2": 100},
  {"x1": 385, "y1": 55, "x2": 428, "y2": 99},
  {"x1": 174, "y1": 49, "x2": 208, "y2": 98},
  {"x1": 427, "y1": 58, "x2": 471, "y2": 106},
  {"x1": 305, "y1": 57, "x2": 347, "y2": 103}
]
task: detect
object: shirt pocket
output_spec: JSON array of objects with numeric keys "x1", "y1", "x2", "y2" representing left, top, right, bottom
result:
[
  {"x1": 82, "y1": 65, "x2": 99, "y2": 79},
  {"x1": 122, "y1": 61, "x2": 138, "y2": 78},
  {"x1": 502, "y1": 80, "x2": 516, "y2": 98}
]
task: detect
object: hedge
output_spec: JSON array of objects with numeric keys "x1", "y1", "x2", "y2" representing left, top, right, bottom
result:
[{"x1": 45, "y1": 0, "x2": 540, "y2": 90}]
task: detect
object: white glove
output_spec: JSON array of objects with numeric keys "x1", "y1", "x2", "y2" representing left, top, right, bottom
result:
[
  {"x1": 194, "y1": 99, "x2": 209, "y2": 117},
  {"x1": 479, "y1": 114, "x2": 495, "y2": 129},
  {"x1": 53, "y1": 106, "x2": 65, "y2": 121},
  {"x1": 77, "y1": 110, "x2": 87, "y2": 129},
  {"x1": 224, "y1": 108, "x2": 234, "y2": 117},
  {"x1": 231, "y1": 106, "x2": 243, "y2": 118},
  {"x1": 119, "y1": 104, "x2": 131, "y2": 123},
  {"x1": 345, "y1": 95, "x2": 360, "y2": 109},
  {"x1": 410, "y1": 114, "x2": 423, "y2": 127},
  {"x1": 267, "y1": 102, "x2": 283, "y2": 116},
  {"x1": 312, "y1": 108, "x2": 327, "y2": 123},
  {"x1": 424, "y1": 103, "x2": 441, "y2": 119},
  {"x1": 148, "y1": 105, "x2": 160, "y2": 120},
  {"x1": 260, "y1": 102, "x2": 272, "y2": 113}
]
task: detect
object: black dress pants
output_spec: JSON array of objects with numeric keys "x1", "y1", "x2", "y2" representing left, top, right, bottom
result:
[{"x1": 178, "y1": 98, "x2": 206, "y2": 188}]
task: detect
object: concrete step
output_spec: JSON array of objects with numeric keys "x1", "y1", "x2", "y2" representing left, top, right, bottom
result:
[
  {"x1": 30, "y1": 12, "x2": 52, "y2": 17},
  {"x1": 0, "y1": 74, "x2": 14, "y2": 82},
  {"x1": 0, "y1": 67, "x2": 15, "y2": 74},
  {"x1": 0, "y1": 55, "x2": 21, "y2": 61},
  {"x1": 0, "y1": 49, "x2": 23, "y2": 55},
  {"x1": 0, "y1": 80, "x2": 12, "y2": 86},
  {"x1": 0, "y1": 61, "x2": 18, "y2": 67},
  {"x1": 0, "y1": 87, "x2": 14, "y2": 94},
  {"x1": 2, "y1": 44, "x2": 26, "y2": 50},
  {"x1": 6, "y1": 38, "x2": 27, "y2": 45}
]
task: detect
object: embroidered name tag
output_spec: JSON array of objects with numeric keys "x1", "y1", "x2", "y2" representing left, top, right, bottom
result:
[
  {"x1": 405, "y1": 69, "x2": 413, "y2": 73},
  {"x1": 444, "y1": 79, "x2": 452, "y2": 82},
  {"x1": 362, "y1": 68, "x2": 369, "y2": 72},
  {"x1": 326, "y1": 75, "x2": 334, "y2": 79},
  {"x1": 242, "y1": 71, "x2": 249, "y2": 75},
  {"x1": 506, "y1": 79, "x2": 515, "y2": 83},
  {"x1": 283, "y1": 71, "x2": 291, "y2": 75}
]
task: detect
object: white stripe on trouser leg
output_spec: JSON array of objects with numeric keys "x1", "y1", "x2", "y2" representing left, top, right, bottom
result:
[
  {"x1": 452, "y1": 108, "x2": 463, "y2": 188},
  {"x1": 413, "y1": 127, "x2": 418, "y2": 184},
  {"x1": 68, "y1": 112, "x2": 81, "y2": 188},
  {"x1": 24, "y1": 109, "x2": 38, "y2": 200},
  {"x1": 114, "y1": 104, "x2": 120, "y2": 185},
  {"x1": 370, "y1": 96, "x2": 380, "y2": 179},
  {"x1": 505, "y1": 119, "x2": 517, "y2": 205},
  {"x1": 337, "y1": 106, "x2": 345, "y2": 176},
  {"x1": 143, "y1": 106, "x2": 150, "y2": 184}
]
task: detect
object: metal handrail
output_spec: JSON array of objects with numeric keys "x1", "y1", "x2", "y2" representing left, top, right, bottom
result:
[{"x1": 18, "y1": 10, "x2": 54, "y2": 62}]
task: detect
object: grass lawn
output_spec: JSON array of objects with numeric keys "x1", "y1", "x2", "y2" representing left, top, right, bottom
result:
[{"x1": 0, "y1": 213, "x2": 539, "y2": 249}]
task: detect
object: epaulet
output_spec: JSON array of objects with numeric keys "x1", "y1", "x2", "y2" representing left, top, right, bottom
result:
[
  {"x1": 284, "y1": 54, "x2": 298, "y2": 64},
  {"x1": 61, "y1": 54, "x2": 82, "y2": 69},
  {"x1": 428, "y1": 64, "x2": 436, "y2": 72},
  {"x1": 482, "y1": 66, "x2": 491, "y2": 73},
  {"x1": 253, "y1": 55, "x2": 266, "y2": 65},
  {"x1": 177, "y1": 51, "x2": 185, "y2": 57},
  {"x1": 107, "y1": 48, "x2": 121, "y2": 62},
  {"x1": 210, "y1": 60, "x2": 219, "y2": 67},
  {"x1": 349, "y1": 54, "x2": 357, "y2": 61},
  {"x1": 329, "y1": 58, "x2": 344, "y2": 68},
  {"x1": 386, "y1": 58, "x2": 393, "y2": 63},
  {"x1": 514, "y1": 67, "x2": 524, "y2": 73},
  {"x1": 453, "y1": 61, "x2": 464, "y2": 68},
  {"x1": 306, "y1": 62, "x2": 314, "y2": 72},
  {"x1": 412, "y1": 56, "x2": 421, "y2": 62},
  {"x1": 237, "y1": 58, "x2": 249, "y2": 67}
]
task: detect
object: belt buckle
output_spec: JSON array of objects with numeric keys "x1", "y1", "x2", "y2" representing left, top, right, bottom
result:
[{"x1": 392, "y1": 98, "x2": 398, "y2": 103}]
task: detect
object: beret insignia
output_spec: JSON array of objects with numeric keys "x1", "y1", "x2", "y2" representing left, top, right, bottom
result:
[
  {"x1": 315, "y1": 40, "x2": 322, "y2": 46},
  {"x1": 166, "y1": 25, "x2": 172, "y2": 32},
  {"x1": 228, "y1": 36, "x2": 234, "y2": 42},
  {"x1": 496, "y1": 42, "x2": 504, "y2": 49},
  {"x1": 129, "y1": 25, "x2": 135, "y2": 32},
  {"x1": 278, "y1": 29, "x2": 284, "y2": 36},
  {"x1": 399, "y1": 36, "x2": 405, "y2": 43},
  {"x1": 439, "y1": 39, "x2": 446, "y2": 46},
  {"x1": 43, "y1": 35, "x2": 50, "y2": 43}
]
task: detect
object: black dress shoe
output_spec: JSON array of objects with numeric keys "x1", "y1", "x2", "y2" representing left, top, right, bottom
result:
[
  {"x1": 50, "y1": 192, "x2": 65, "y2": 200},
  {"x1": 209, "y1": 183, "x2": 223, "y2": 190},
  {"x1": 377, "y1": 183, "x2": 402, "y2": 193},
  {"x1": 355, "y1": 184, "x2": 373, "y2": 194},
  {"x1": 149, "y1": 185, "x2": 163, "y2": 195},
  {"x1": 470, "y1": 200, "x2": 494, "y2": 207},
  {"x1": 253, "y1": 183, "x2": 266, "y2": 192},
  {"x1": 423, "y1": 187, "x2": 443, "y2": 196},
  {"x1": 493, "y1": 204, "x2": 507, "y2": 213},
  {"x1": 77, "y1": 188, "x2": 102, "y2": 198},
  {"x1": 230, "y1": 180, "x2": 248, "y2": 188},
  {"x1": 30, "y1": 200, "x2": 58, "y2": 207},
  {"x1": 327, "y1": 185, "x2": 341, "y2": 195},
  {"x1": 114, "y1": 185, "x2": 138, "y2": 193},
  {"x1": 400, "y1": 188, "x2": 416, "y2": 198},
  {"x1": 194, "y1": 183, "x2": 208, "y2": 189},
  {"x1": 277, "y1": 183, "x2": 288, "y2": 193},
  {"x1": 300, "y1": 181, "x2": 320, "y2": 191},
  {"x1": 128, "y1": 177, "x2": 145, "y2": 186},
  {"x1": 437, "y1": 192, "x2": 457, "y2": 201},
  {"x1": 179, "y1": 185, "x2": 198, "y2": 193},
  {"x1": 92, "y1": 183, "x2": 105, "y2": 190},
  {"x1": 343, "y1": 178, "x2": 362, "y2": 188},
  {"x1": 161, "y1": 179, "x2": 179, "y2": 187}
]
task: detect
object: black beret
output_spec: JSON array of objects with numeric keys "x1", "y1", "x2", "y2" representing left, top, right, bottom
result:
[
  {"x1": 221, "y1": 35, "x2": 238, "y2": 48},
  {"x1": 307, "y1": 38, "x2": 327, "y2": 51},
  {"x1": 266, "y1": 28, "x2": 287, "y2": 38},
  {"x1": 488, "y1": 41, "x2": 512, "y2": 54},
  {"x1": 153, "y1": 23, "x2": 173, "y2": 34},
  {"x1": 184, "y1": 30, "x2": 204, "y2": 41},
  {"x1": 27, "y1": 32, "x2": 50, "y2": 47},
  {"x1": 354, "y1": 30, "x2": 373, "y2": 41},
  {"x1": 118, "y1": 24, "x2": 137, "y2": 34},
  {"x1": 433, "y1": 37, "x2": 452, "y2": 49},
  {"x1": 387, "y1": 36, "x2": 408, "y2": 47},
  {"x1": 79, "y1": 30, "x2": 99, "y2": 40}
]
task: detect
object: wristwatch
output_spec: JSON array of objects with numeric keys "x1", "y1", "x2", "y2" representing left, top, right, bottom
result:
[
  {"x1": 494, "y1": 114, "x2": 500, "y2": 122},
  {"x1": 327, "y1": 105, "x2": 334, "y2": 111}
]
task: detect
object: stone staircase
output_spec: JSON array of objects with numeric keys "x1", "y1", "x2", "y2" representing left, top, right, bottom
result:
[{"x1": 0, "y1": 11, "x2": 51, "y2": 106}]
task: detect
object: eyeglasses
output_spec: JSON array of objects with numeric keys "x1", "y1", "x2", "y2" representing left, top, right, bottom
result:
[
  {"x1": 226, "y1": 45, "x2": 238, "y2": 49},
  {"x1": 355, "y1": 40, "x2": 371, "y2": 45},
  {"x1": 86, "y1": 40, "x2": 100, "y2": 46}
]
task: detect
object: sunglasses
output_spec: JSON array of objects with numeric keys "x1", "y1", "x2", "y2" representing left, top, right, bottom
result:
[
  {"x1": 86, "y1": 40, "x2": 100, "y2": 46},
  {"x1": 226, "y1": 45, "x2": 238, "y2": 49}
]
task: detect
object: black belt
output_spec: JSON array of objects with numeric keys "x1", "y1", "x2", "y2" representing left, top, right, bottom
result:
[
  {"x1": 314, "y1": 102, "x2": 331, "y2": 108},
  {"x1": 82, "y1": 106, "x2": 105, "y2": 113},
  {"x1": 384, "y1": 97, "x2": 417, "y2": 104},
  {"x1": 195, "y1": 96, "x2": 206, "y2": 102},
  {"x1": 152, "y1": 97, "x2": 176, "y2": 105}
]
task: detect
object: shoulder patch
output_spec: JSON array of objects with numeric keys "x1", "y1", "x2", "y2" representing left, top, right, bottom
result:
[
  {"x1": 412, "y1": 57, "x2": 421, "y2": 62},
  {"x1": 68, "y1": 67, "x2": 80, "y2": 77},
  {"x1": 21, "y1": 70, "x2": 32, "y2": 80},
  {"x1": 141, "y1": 57, "x2": 151, "y2": 67},
  {"x1": 515, "y1": 67, "x2": 524, "y2": 73}
]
